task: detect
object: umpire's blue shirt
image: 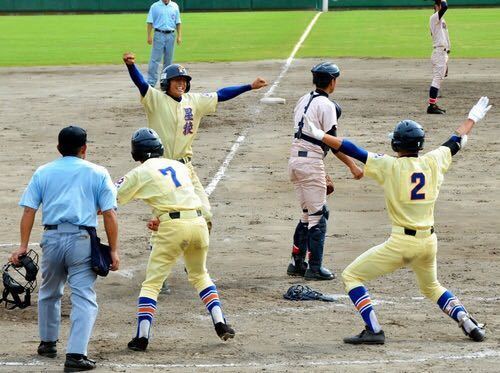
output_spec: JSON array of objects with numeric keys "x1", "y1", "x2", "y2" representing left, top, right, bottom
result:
[
  {"x1": 147, "y1": 0, "x2": 181, "y2": 31},
  {"x1": 19, "y1": 156, "x2": 117, "y2": 227}
]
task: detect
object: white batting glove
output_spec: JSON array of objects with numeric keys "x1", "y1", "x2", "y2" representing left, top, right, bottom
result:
[
  {"x1": 302, "y1": 115, "x2": 325, "y2": 141},
  {"x1": 468, "y1": 96, "x2": 492, "y2": 123}
]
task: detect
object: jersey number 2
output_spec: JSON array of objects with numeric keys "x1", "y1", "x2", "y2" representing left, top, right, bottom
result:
[
  {"x1": 410, "y1": 172, "x2": 425, "y2": 200},
  {"x1": 159, "y1": 167, "x2": 181, "y2": 187}
]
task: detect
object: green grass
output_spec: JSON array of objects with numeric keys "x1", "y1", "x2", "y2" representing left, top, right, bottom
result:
[
  {"x1": 0, "y1": 9, "x2": 498, "y2": 66},
  {"x1": 300, "y1": 9, "x2": 500, "y2": 58}
]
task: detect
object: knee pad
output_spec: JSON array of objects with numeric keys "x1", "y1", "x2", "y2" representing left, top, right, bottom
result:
[{"x1": 308, "y1": 205, "x2": 328, "y2": 229}]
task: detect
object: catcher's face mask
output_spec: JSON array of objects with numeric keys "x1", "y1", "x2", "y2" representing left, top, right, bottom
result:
[{"x1": 1, "y1": 250, "x2": 39, "y2": 309}]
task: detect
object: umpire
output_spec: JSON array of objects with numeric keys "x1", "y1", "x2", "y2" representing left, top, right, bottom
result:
[{"x1": 10, "y1": 126, "x2": 119, "y2": 372}]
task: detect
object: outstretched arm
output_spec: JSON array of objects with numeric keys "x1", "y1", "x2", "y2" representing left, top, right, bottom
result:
[
  {"x1": 442, "y1": 96, "x2": 492, "y2": 155},
  {"x1": 438, "y1": 1, "x2": 448, "y2": 19},
  {"x1": 123, "y1": 52, "x2": 149, "y2": 97},
  {"x1": 217, "y1": 77, "x2": 267, "y2": 102}
]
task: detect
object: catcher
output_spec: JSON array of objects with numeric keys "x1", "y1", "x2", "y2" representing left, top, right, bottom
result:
[{"x1": 287, "y1": 62, "x2": 363, "y2": 281}]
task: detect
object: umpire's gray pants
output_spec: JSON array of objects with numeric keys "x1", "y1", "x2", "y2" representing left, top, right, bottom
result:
[{"x1": 38, "y1": 223, "x2": 98, "y2": 355}]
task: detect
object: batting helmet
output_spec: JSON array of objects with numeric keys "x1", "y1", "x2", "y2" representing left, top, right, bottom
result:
[
  {"x1": 311, "y1": 62, "x2": 340, "y2": 87},
  {"x1": 131, "y1": 128, "x2": 164, "y2": 162},
  {"x1": 160, "y1": 64, "x2": 192, "y2": 93},
  {"x1": 1, "y1": 250, "x2": 39, "y2": 310},
  {"x1": 390, "y1": 120, "x2": 425, "y2": 153}
]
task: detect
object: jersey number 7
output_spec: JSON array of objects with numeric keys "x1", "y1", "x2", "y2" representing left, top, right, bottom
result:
[{"x1": 159, "y1": 167, "x2": 182, "y2": 187}]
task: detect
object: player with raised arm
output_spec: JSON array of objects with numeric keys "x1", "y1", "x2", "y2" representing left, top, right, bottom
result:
[{"x1": 300, "y1": 97, "x2": 491, "y2": 344}]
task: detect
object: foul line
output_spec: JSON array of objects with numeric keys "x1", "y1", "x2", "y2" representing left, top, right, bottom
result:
[
  {"x1": 204, "y1": 11, "x2": 322, "y2": 196},
  {"x1": 1, "y1": 349, "x2": 498, "y2": 369}
]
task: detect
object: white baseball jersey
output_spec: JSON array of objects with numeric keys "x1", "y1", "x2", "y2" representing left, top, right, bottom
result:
[
  {"x1": 292, "y1": 92, "x2": 338, "y2": 156},
  {"x1": 430, "y1": 12, "x2": 450, "y2": 49}
]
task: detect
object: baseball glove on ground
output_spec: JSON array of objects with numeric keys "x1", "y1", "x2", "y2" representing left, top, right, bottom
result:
[
  {"x1": 325, "y1": 175, "x2": 334, "y2": 195},
  {"x1": 283, "y1": 284, "x2": 335, "y2": 302}
]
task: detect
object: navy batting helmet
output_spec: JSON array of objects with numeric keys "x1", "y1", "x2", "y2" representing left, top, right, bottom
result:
[
  {"x1": 160, "y1": 64, "x2": 192, "y2": 93},
  {"x1": 390, "y1": 120, "x2": 425, "y2": 153},
  {"x1": 131, "y1": 128, "x2": 164, "y2": 162},
  {"x1": 311, "y1": 62, "x2": 340, "y2": 87}
]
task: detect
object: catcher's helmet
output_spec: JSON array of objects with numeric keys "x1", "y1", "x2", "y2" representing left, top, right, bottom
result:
[
  {"x1": 390, "y1": 120, "x2": 425, "y2": 153},
  {"x1": 160, "y1": 64, "x2": 192, "y2": 93},
  {"x1": 311, "y1": 62, "x2": 340, "y2": 87},
  {"x1": 334, "y1": 101, "x2": 342, "y2": 120},
  {"x1": 131, "y1": 128, "x2": 164, "y2": 162},
  {"x1": 1, "y1": 250, "x2": 39, "y2": 310}
]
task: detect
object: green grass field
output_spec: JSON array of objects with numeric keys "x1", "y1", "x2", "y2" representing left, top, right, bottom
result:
[{"x1": 0, "y1": 9, "x2": 498, "y2": 66}]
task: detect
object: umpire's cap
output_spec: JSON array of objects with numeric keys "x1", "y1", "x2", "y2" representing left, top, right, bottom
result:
[
  {"x1": 390, "y1": 120, "x2": 425, "y2": 153},
  {"x1": 160, "y1": 64, "x2": 192, "y2": 93},
  {"x1": 131, "y1": 128, "x2": 164, "y2": 162},
  {"x1": 58, "y1": 125, "x2": 87, "y2": 156},
  {"x1": 311, "y1": 62, "x2": 340, "y2": 87}
]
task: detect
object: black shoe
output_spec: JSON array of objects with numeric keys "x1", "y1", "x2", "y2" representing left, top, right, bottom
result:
[
  {"x1": 64, "y1": 355, "x2": 96, "y2": 372},
  {"x1": 287, "y1": 256, "x2": 307, "y2": 277},
  {"x1": 160, "y1": 281, "x2": 171, "y2": 295},
  {"x1": 427, "y1": 104, "x2": 446, "y2": 114},
  {"x1": 459, "y1": 315, "x2": 486, "y2": 342},
  {"x1": 128, "y1": 337, "x2": 149, "y2": 351},
  {"x1": 215, "y1": 322, "x2": 235, "y2": 341},
  {"x1": 37, "y1": 341, "x2": 57, "y2": 358},
  {"x1": 304, "y1": 266, "x2": 335, "y2": 281},
  {"x1": 343, "y1": 326, "x2": 385, "y2": 345}
]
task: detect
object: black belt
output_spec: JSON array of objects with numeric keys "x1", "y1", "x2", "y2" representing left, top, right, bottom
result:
[
  {"x1": 44, "y1": 225, "x2": 88, "y2": 230},
  {"x1": 155, "y1": 29, "x2": 174, "y2": 34},
  {"x1": 404, "y1": 227, "x2": 434, "y2": 236},
  {"x1": 168, "y1": 210, "x2": 202, "y2": 219},
  {"x1": 177, "y1": 157, "x2": 192, "y2": 164},
  {"x1": 294, "y1": 132, "x2": 323, "y2": 147}
]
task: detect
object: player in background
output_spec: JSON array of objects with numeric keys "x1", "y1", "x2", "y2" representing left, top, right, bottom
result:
[
  {"x1": 427, "y1": 0, "x2": 451, "y2": 114},
  {"x1": 299, "y1": 97, "x2": 491, "y2": 344},
  {"x1": 122, "y1": 52, "x2": 267, "y2": 231},
  {"x1": 287, "y1": 62, "x2": 363, "y2": 281},
  {"x1": 116, "y1": 128, "x2": 235, "y2": 352}
]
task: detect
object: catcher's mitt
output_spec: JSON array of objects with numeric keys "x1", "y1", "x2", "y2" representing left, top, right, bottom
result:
[
  {"x1": 283, "y1": 284, "x2": 335, "y2": 302},
  {"x1": 325, "y1": 174, "x2": 334, "y2": 195}
]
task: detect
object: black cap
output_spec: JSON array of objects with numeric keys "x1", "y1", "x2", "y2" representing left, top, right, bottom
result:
[
  {"x1": 58, "y1": 126, "x2": 87, "y2": 156},
  {"x1": 58, "y1": 126, "x2": 87, "y2": 148}
]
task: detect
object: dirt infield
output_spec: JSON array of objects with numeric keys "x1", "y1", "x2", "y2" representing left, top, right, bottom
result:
[{"x1": 0, "y1": 58, "x2": 499, "y2": 372}]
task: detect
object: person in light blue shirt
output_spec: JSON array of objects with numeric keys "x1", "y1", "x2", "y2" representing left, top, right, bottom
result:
[
  {"x1": 146, "y1": 0, "x2": 182, "y2": 87},
  {"x1": 10, "y1": 125, "x2": 119, "y2": 372}
]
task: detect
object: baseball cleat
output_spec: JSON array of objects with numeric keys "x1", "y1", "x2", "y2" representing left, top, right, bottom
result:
[
  {"x1": 287, "y1": 257, "x2": 307, "y2": 277},
  {"x1": 304, "y1": 266, "x2": 335, "y2": 281},
  {"x1": 343, "y1": 326, "x2": 385, "y2": 345},
  {"x1": 63, "y1": 355, "x2": 96, "y2": 372},
  {"x1": 37, "y1": 341, "x2": 57, "y2": 358},
  {"x1": 215, "y1": 322, "x2": 235, "y2": 341},
  {"x1": 127, "y1": 337, "x2": 149, "y2": 351},
  {"x1": 459, "y1": 315, "x2": 486, "y2": 342},
  {"x1": 427, "y1": 104, "x2": 446, "y2": 114},
  {"x1": 160, "y1": 281, "x2": 171, "y2": 295}
]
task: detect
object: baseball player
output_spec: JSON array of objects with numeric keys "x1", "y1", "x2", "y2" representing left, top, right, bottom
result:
[
  {"x1": 300, "y1": 97, "x2": 491, "y2": 344},
  {"x1": 287, "y1": 62, "x2": 363, "y2": 281},
  {"x1": 427, "y1": 0, "x2": 450, "y2": 114},
  {"x1": 122, "y1": 52, "x2": 267, "y2": 230},
  {"x1": 116, "y1": 128, "x2": 234, "y2": 351}
]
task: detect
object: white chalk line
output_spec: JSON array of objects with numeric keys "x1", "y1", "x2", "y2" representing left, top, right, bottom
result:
[
  {"x1": 1, "y1": 349, "x2": 499, "y2": 369},
  {"x1": 0, "y1": 242, "x2": 39, "y2": 248},
  {"x1": 204, "y1": 11, "x2": 323, "y2": 197}
]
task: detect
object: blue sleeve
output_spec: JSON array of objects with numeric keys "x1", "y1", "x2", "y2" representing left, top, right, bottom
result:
[
  {"x1": 127, "y1": 64, "x2": 149, "y2": 97},
  {"x1": 19, "y1": 172, "x2": 42, "y2": 209},
  {"x1": 438, "y1": 1, "x2": 448, "y2": 19},
  {"x1": 338, "y1": 139, "x2": 369, "y2": 164},
  {"x1": 217, "y1": 84, "x2": 252, "y2": 102},
  {"x1": 97, "y1": 171, "x2": 117, "y2": 212}
]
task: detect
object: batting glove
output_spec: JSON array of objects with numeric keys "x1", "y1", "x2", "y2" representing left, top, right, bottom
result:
[
  {"x1": 468, "y1": 96, "x2": 492, "y2": 123},
  {"x1": 303, "y1": 116, "x2": 325, "y2": 141}
]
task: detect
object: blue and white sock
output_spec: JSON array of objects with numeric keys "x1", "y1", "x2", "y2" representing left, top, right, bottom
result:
[
  {"x1": 348, "y1": 286, "x2": 381, "y2": 333},
  {"x1": 437, "y1": 290, "x2": 476, "y2": 333},
  {"x1": 200, "y1": 285, "x2": 225, "y2": 324},
  {"x1": 136, "y1": 296, "x2": 157, "y2": 339}
]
